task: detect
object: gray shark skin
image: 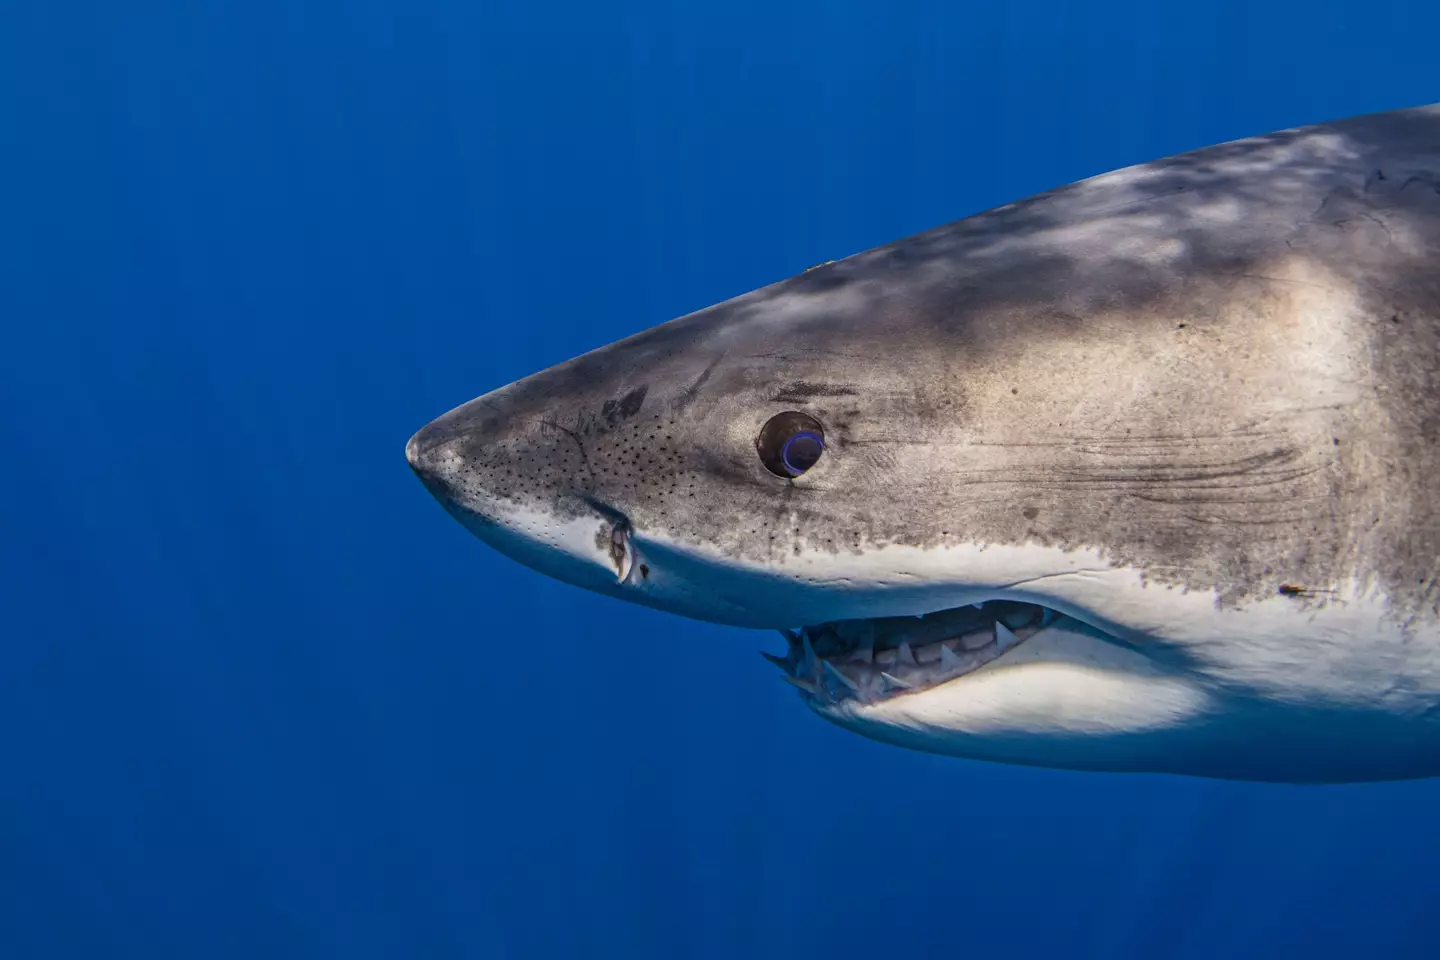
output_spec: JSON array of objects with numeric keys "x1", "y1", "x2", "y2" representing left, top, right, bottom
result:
[{"x1": 408, "y1": 104, "x2": 1440, "y2": 783}]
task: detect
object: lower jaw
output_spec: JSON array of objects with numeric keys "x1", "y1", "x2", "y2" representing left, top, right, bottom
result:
[
  {"x1": 762, "y1": 599, "x2": 1060, "y2": 707},
  {"x1": 806, "y1": 616, "x2": 1230, "y2": 776}
]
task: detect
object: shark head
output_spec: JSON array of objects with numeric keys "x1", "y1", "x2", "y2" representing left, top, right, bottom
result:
[{"x1": 408, "y1": 104, "x2": 1440, "y2": 784}]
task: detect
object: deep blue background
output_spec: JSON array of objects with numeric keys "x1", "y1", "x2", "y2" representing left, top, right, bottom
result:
[{"x1": 3, "y1": 1, "x2": 1438, "y2": 956}]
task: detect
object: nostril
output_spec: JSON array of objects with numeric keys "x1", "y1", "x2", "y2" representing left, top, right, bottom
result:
[{"x1": 610, "y1": 523, "x2": 635, "y2": 583}]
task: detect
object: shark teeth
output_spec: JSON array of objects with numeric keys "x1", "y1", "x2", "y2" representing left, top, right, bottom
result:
[
  {"x1": 847, "y1": 643, "x2": 874, "y2": 665},
  {"x1": 761, "y1": 599, "x2": 1055, "y2": 706},
  {"x1": 800, "y1": 635, "x2": 819, "y2": 678},
  {"x1": 939, "y1": 643, "x2": 964, "y2": 670},
  {"x1": 822, "y1": 661, "x2": 859, "y2": 693},
  {"x1": 761, "y1": 650, "x2": 789, "y2": 670}
]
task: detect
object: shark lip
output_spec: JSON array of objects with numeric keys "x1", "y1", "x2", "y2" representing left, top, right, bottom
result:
[{"x1": 763, "y1": 599, "x2": 1057, "y2": 707}]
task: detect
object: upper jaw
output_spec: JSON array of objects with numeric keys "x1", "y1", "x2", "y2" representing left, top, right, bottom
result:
[{"x1": 615, "y1": 532, "x2": 1052, "y2": 629}]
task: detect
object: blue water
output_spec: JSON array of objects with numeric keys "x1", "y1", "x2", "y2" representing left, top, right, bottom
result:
[{"x1": 3, "y1": 1, "x2": 1438, "y2": 956}]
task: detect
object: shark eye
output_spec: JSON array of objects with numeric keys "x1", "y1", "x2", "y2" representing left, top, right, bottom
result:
[{"x1": 757, "y1": 411, "x2": 826, "y2": 478}]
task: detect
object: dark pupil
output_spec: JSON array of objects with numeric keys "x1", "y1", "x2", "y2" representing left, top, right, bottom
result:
[
  {"x1": 781, "y1": 432, "x2": 824, "y2": 476},
  {"x1": 757, "y1": 410, "x2": 827, "y2": 479}
]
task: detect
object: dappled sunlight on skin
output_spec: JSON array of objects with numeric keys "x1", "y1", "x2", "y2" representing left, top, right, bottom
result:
[{"x1": 410, "y1": 103, "x2": 1440, "y2": 784}]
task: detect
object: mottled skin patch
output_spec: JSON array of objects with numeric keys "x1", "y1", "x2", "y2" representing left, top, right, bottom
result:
[
  {"x1": 771, "y1": 381, "x2": 860, "y2": 403},
  {"x1": 410, "y1": 104, "x2": 1440, "y2": 625}
]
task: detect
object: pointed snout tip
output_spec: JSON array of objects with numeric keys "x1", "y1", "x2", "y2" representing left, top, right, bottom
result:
[
  {"x1": 405, "y1": 422, "x2": 445, "y2": 494},
  {"x1": 405, "y1": 411, "x2": 451, "y2": 471}
]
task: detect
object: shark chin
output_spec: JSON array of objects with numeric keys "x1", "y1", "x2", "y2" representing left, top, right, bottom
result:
[{"x1": 407, "y1": 102, "x2": 1440, "y2": 784}]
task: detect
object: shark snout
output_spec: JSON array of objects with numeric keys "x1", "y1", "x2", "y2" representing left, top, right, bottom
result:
[
  {"x1": 404, "y1": 428, "x2": 435, "y2": 484},
  {"x1": 404, "y1": 409, "x2": 516, "y2": 533},
  {"x1": 404, "y1": 406, "x2": 655, "y2": 597},
  {"x1": 405, "y1": 420, "x2": 463, "y2": 508}
]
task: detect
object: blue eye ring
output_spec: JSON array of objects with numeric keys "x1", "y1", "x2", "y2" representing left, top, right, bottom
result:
[
  {"x1": 781, "y1": 431, "x2": 825, "y2": 476},
  {"x1": 757, "y1": 411, "x2": 827, "y2": 479}
]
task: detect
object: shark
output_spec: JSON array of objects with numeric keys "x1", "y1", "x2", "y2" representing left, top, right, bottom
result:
[{"x1": 406, "y1": 103, "x2": 1440, "y2": 783}]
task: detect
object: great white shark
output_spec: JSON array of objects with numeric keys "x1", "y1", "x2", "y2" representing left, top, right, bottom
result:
[{"x1": 407, "y1": 103, "x2": 1440, "y2": 783}]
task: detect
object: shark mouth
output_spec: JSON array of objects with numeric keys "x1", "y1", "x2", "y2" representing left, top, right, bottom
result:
[{"x1": 763, "y1": 600, "x2": 1056, "y2": 706}]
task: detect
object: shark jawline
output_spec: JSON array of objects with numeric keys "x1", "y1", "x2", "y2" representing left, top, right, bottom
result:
[{"x1": 764, "y1": 599, "x2": 1061, "y2": 706}]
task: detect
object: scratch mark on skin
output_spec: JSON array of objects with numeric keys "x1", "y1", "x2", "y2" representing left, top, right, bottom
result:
[
  {"x1": 536, "y1": 416, "x2": 596, "y2": 486},
  {"x1": 1342, "y1": 212, "x2": 1396, "y2": 243},
  {"x1": 1398, "y1": 175, "x2": 1440, "y2": 197},
  {"x1": 1228, "y1": 273, "x2": 1337, "y2": 291},
  {"x1": 745, "y1": 350, "x2": 872, "y2": 362},
  {"x1": 673, "y1": 352, "x2": 727, "y2": 411},
  {"x1": 772, "y1": 381, "x2": 861, "y2": 402},
  {"x1": 1178, "y1": 513, "x2": 1311, "y2": 526},
  {"x1": 1278, "y1": 582, "x2": 1342, "y2": 599}
]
